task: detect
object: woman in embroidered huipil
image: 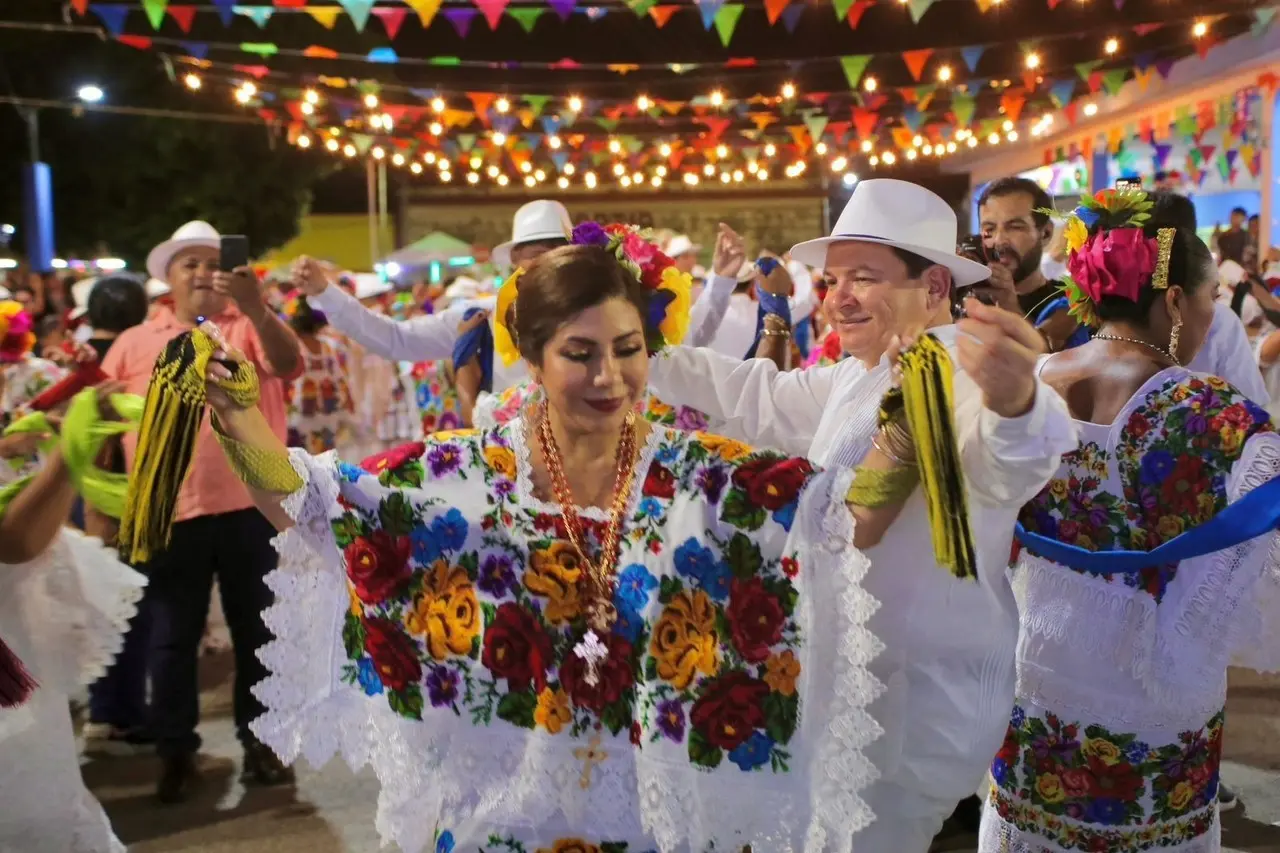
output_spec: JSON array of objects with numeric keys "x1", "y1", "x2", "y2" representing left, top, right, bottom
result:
[
  {"x1": 983, "y1": 189, "x2": 1280, "y2": 852},
  {"x1": 190, "y1": 225, "x2": 927, "y2": 853}
]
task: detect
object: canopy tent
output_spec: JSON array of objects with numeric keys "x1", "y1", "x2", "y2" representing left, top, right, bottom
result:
[{"x1": 382, "y1": 231, "x2": 475, "y2": 268}]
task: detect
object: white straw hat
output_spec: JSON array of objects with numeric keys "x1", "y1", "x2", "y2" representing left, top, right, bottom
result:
[
  {"x1": 491, "y1": 200, "x2": 573, "y2": 268},
  {"x1": 146, "y1": 220, "x2": 221, "y2": 283}
]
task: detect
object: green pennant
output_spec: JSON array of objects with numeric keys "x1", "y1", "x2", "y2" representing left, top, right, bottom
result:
[
  {"x1": 456, "y1": 134, "x2": 477, "y2": 152},
  {"x1": 352, "y1": 133, "x2": 374, "y2": 154},
  {"x1": 508, "y1": 7, "x2": 544, "y2": 32},
  {"x1": 913, "y1": 83, "x2": 938, "y2": 106},
  {"x1": 951, "y1": 90, "x2": 976, "y2": 127},
  {"x1": 595, "y1": 117, "x2": 620, "y2": 132},
  {"x1": 558, "y1": 109, "x2": 579, "y2": 127},
  {"x1": 241, "y1": 42, "x2": 278, "y2": 57},
  {"x1": 839, "y1": 55, "x2": 873, "y2": 90},
  {"x1": 803, "y1": 113, "x2": 829, "y2": 142},
  {"x1": 524, "y1": 94, "x2": 551, "y2": 117},
  {"x1": 627, "y1": 0, "x2": 656, "y2": 15},
  {"x1": 428, "y1": 56, "x2": 461, "y2": 66},
  {"x1": 623, "y1": 135, "x2": 645, "y2": 154},
  {"x1": 832, "y1": 0, "x2": 855, "y2": 19},
  {"x1": 1216, "y1": 152, "x2": 1231, "y2": 183},
  {"x1": 907, "y1": 0, "x2": 934, "y2": 23},
  {"x1": 142, "y1": 0, "x2": 168, "y2": 30},
  {"x1": 1101, "y1": 69, "x2": 1127, "y2": 96},
  {"x1": 1074, "y1": 60, "x2": 1103, "y2": 81},
  {"x1": 1175, "y1": 114, "x2": 1197, "y2": 138},
  {"x1": 742, "y1": 146, "x2": 759, "y2": 162},
  {"x1": 714, "y1": 4, "x2": 743, "y2": 47}
]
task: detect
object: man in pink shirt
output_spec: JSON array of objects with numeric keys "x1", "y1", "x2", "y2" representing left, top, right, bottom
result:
[{"x1": 102, "y1": 221, "x2": 301, "y2": 803}]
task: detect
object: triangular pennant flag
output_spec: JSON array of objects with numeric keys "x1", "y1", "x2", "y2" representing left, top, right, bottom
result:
[
  {"x1": 1253, "y1": 8, "x2": 1277, "y2": 34},
  {"x1": 180, "y1": 40, "x2": 209, "y2": 58},
  {"x1": 891, "y1": 127, "x2": 916, "y2": 150},
  {"x1": 372, "y1": 6, "x2": 408, "y2": 37},
  {"x1": 901, "y1": 48, "x2": 932, "y2": 81},
  {"x1": 1101, "y1": 68, "x2": 1127, "y2": 96},
  {"x1": 764, "y1": 0, "x2": 789, "y2": 25},
  {"x1": 92, "y1": 4, "x2": 131, "y2": 36},
  {"x1": 473, "y1": 0, "x2": 508, "y2": 27},
  {"x1": 549, "y1": 0, "x2": 577, "y2": 19},
  {"x1": 338, "y1": 0, "x2": 375, "y2": 31},
  {"x1": 1216, "y1": 151, "x2": 1230, "y2": 182},
  {"x1": 803, "y1": 113, "x2": 829, "y2": 141},
  {"x1": 914, "y1": 83, "x2": 938, "y2": 110},
  {"x1": 1132, "y1": 22, "x2": 1161, "y2": 36},
  {"x1": 305, "y1": 6, "x2": 342, "y2": 27},
  {"x1": 839, "y1": 55, "x2": 872, "y2": 90},
  {"x1": 852, "y1": 107, "x2": 878, "y2": 139},
  {"x1": 167, "y1": 5, "x2": 197, "y2": 31},
  {"x1": 455, "y1": 134, "x2": 477, "y2": 151},
  {"x1": 961, "y1": 46, "x2": 984, "y2": 71},
  {"x1": 210, "y1": 0, "x2": 235, "y2": 24},
  {"x1": 1134, "y1": 68, "x2": 1154, "y2": 92},
  {"x1": 787, "y1": 125, "x2": 811, "y2": 153},
  {"x1": 540, "y1": 115, "x2": 562, "y2": 134},
  {"x1": 1046, "y1": 0, "x2": 1062, "y2": 9},
  {"x1": 713, "y1": 4, "x2": 743, "y2": 45},
  {"x1": 832, "y1": 0, "x2": 854, "y2": 19},
  {"x1": 1000, "y1": 90, "x2": 1025, "y2": 121},
  {"x1": 901, "y1": 105, "x2": 925, "y2": 133},
  {"x1": 627, "y1": 0, "x2": 657, "y2": 16},
  {"x1": 303, "y1": 44, "x2": 338, "y2": 57},
  {"x1": 444, "y1": 7, "x2": 478, "y2": 35},
  {"x1": 847, "y1": 0, "x2": 871, "y2": 28},
  {"x1": 1074, "y1": 60, "x2": 1102, "y2": 81},
  {"x1": 1049, "y1": 79, "x2": 1075, "y2": 108},
  {"x1": 907, "y1": 0, "x2": 934, "y2": 23},
  {"x1": 780, "y1": 3, "x2": 804, "y2": 31},
  {"x1": 525, "y1": 95, "x2": 551, "y2": 117},
  {"x1": 241, "y1": 41, "x2": 278, "y2": 56},
  {"x1": 649, "y1": 5, "x2": 679, "y2": 26},
  {"x1": 404, "y1": 0, "x2": 442, "y2": 27},
  {"x1": 142, "y1": 0, "x2": 168, "y2": 30},
  {"x1": 233, "y1": 5, "x2": 274, "y2": 26},
  {"x1": 508, "y1": 7, "x2": 543, "y2": 31},
  {"x1": 274, "y1": 0, "x2": 306, "y2": 6},
  {"x1": 595, "y1": 117, "x2": 619, "y2": 131},
  {"x1": 974, "y1": 0, "x2": 997, "y2": 10},
  {"x1": 70, "y1": 0, "x2": 89, "y2": 15},
  {"x1": 467, "y1": 92, "x2": 496, "y2": 116},
  {"x1": 367, "y1": 47, "x2": 398, "y2": 62},
  {"x1": 698, "y1": 0, "x2": 723, "y2": 29},
  {"x1": 951, "y1": 90, "x2": 975, "y2": 127},
  {"x1": 1155, "y1": 58, "x2": 1175, "y2": 79}
]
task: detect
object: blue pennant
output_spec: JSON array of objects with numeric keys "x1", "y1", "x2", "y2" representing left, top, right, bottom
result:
[
  {"x1": 180, "y1": 41, "x2": 209, "y2": 59},
  {"x1": 91, "y1": 3, "x2": 130, "y2": 37},
  {"x1": 211, "y1": 0, "x2": 235, "y2": 26},
  {"x1": 367, "y1": 47, "x2": 398, "y2": 63},
  {"x1": 780, "y1": 4, "x2": 804, "y2": 33},
  {"x1": 961, "y1": 46, "x2": 985, "y2": 72},
  {"x1": 698, "y1": 0, "x2": 723, "y2": 29}
]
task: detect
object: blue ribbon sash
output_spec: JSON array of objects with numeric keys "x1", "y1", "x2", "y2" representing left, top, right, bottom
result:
[{"x1": 450, "y1": 307, "x2": 494, "y2": 393}]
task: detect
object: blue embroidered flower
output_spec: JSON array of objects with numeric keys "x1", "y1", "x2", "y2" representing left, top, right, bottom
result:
[
  {"x1": 656, "y1": 444, "x2": 681, "y2": 465},
  {"x1": 1010, "y1": 704, "x2": 1026, "y2": 729},
  {"x1": 772, "y1": 501, "x2": 798, "y2": 532},
  {"x1": 425, "y1": 665, "x2": 460, "y2": 707},
  {"x1": 638, "y1": 496, "x2": 664, "y2": 519},
  {"x1": 1140, "y1": 450, "x2": 1176, "y2": 485},
  {"x1": 991, "y1": 757, "x2": 1010, "y2": 787},
  {"x1": 1086, "y1": 798, "x2": 1127, "y2": 826},
  {"x1": 338, "y1": 462, "x2": 365, "y2": 483},
  {"x1": 616, "y1": 563, "x2": 658, "y2": 611},
  {"x1": 357, "y1": 657, "x2": 384, "y2": 696},
  {"x1": 728, "y1": 731, "x2": 775, "y2": 771},
  {"x1": 612, "y1": 598, "x2": 644, "y2": 644},
  {"x1": 1123, "y1": 740, "x2": 1150, "y2": 764},
  {"x1": 410, "y1": 526, "x2": 442, "y2": 566},
  {"x1": 477, "y1": 553, "x2": 516, "y2": 598},
  {"x1": 435, "y1": 830, "x2": 456, "y2": 853},
  {"x1": 430, "y1": 508, "x2": 469, "y2": 551},
  {"x1": 674, "y1": 538, "x2": 732, "y2": 600}
]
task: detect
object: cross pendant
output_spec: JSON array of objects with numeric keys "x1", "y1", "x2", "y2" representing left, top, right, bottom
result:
[
  {"x1": 573, "y1": 629, "x2": 609, "y2": 687},
  {"x1": 573, "y1": 734, "x2": 608, "y2": 789}
]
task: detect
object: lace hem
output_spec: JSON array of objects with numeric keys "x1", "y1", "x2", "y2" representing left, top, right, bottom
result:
[
  {"x1": 978, "y1": 794, "x2": 1220, "y2": 853},
  {"x1": 253, "y1": 453, "x2": 887, "y2": 852}
]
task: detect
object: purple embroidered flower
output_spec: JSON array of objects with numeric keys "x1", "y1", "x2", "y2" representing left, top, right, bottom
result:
[
  {"x1": 656, "y1": 698, "x2": 686, "y2": 742},
  {"x1": 427, "y1": 442, "x2": 462, "y2": 476},
  {"x1": 572, "y1": 221, "x2": 610, "y2": 246},
  {"x1": 1185, "y1": 411, "x2": 1209, "y2": 435},
  {"x1": 1064, "y1": 802, "x2": 1086, "y2": 821},
  {"x1": 495, "y1": 478, "x2": 515, "y2": 497},
  {"x1": 674, "y1": 407, "x2": 709, "y2": 431},
  {"x1": 426, "y1": 665, "x2": 460, "y2": 707},
  {"x1": 697, "y1": 466, "x2": 728, "y2": 504},
  {"x1": 478, "y1": 554, "x2": 517, "y2": 598}
]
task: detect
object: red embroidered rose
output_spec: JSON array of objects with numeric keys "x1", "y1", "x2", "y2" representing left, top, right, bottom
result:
[
  {"x1": 1161, "y1": 456, "x2": 1205, "y2": 514},
  {"x1": 689, "y1": 671, "x2": 768, "y2": 751},
  {"x1": 559, "y1": 634, "x2": 635, "y2": 712},
  {"x1": 360, "y1": 441, "x2": 426, "y2": 475},
  {"x1": 363, "y1": 616, "x2": 422, "y2": 692},
  {"x1": 725, "y1": 577, "x2": 785, "y2": 663},
  {"x1": 781, "y1": 557, "x2": 799, "y2": 578},
  {"x1": 1085, "y1": 755, "x2": 1143, "y2": 802},
  {"x1": 1061, "y1": 768, "x2": 1091, "y2": 799},
  {"x1": 345, "y1": 530, "x2": 412, "y2": 603},
  {"x1": 643, "y1": 462, "x2": 676, "y2": 500},
  {"x1": 1125, "y1": 412, "x2": 1152, "y2": 440},
  {"x1": 731, "y1": 456, "x2": 814, "y2": 511},
  {"x1": 481, "y1": 603, "x2": 554, "y2": 693}
]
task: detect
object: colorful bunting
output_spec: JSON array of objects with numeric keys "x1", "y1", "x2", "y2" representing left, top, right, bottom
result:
[
  {"x1": 211, "y1": 0, "x2": 235, "y2": 26},
  {"x1": 232, "y1": 5, "x2": 273, "y2": 26},
  {"x1": 444, "y1": 7, "x2": 478, "y2": 36},
  {"x1": 951, "y1": 90, "x2": 976, "y2": 127},
  {"x1": 846, "y1": 0, "x2": 872, "y2": 29},
  {"x1": 118, "y1": 34, "x2": 153, "y2": 49},
  {"x1": 508, "y1": 6, "x2": 544, "y2": 31},
  {"x1": 648, "y1": 5, "x2": 679, "y2": 27},
  {"x1": 803, "y1": 112, "x2": 829, "y2": 142},
  {"x1": 1101, "y1": 68, "x2": 1128, "y2": 96},
  {"x1": 372, "y1": 6, "x2": 408, "y2": 38},
  {"x1": 473, "y1": 0, "x2": 508, "y2": 29},
  {"x1": 961, "y1": 46, "x2": 985, "y2": 71},
  {"x1": 1074, "y1": 60, "x2": 1103, "y2": 81},
  {"x1": 779, "y1": 4, "x2": 804, "y2": 32},
  {"x1": 241, "y1": 41, "x2": 278, "y2": 56},
  {"x1": 305, "y1": 6, "x2": 342, "y2": 27},
  {"x1": 303, "y1": 44, "x2": 338, "y2": 57},
  {"x1": 1049, "y1": 80, "x2": 1075, "y2": 108},
  {"x1": 141, "y1": 0, "x2": 167, "y2": 30},
  {"x1": 180, "y1": 40, "x2": 209, "y2": 58},
  {"x1": 901, "y1": 49, "x2": 932, "y2": 82},
  {"x1": 403, "y1": 0, "x2": 442, "y2": 27},
  {"x1": 764, "y1": 0, "x2": 789, "y2": 25},
  {"x1": 907, "y1": 0, "x2": 934, "y2": 24},
  {"x1": 70, "y1": 0, "x2": 90, "y2": 15},
  {"x1": 167, "y1": 5, "x2": 197, "y2": 31},
  {"x1": 1000, "y1": 90, "x2": 1025, "y2": 121},
  {"x1": 92, "y1": 3, "x2": 130, "y2": 36},
  {"x1": 549, "y1": 0, "x2": 577, "y2": 19},
  {"x1": 337, "y1": 0, "x2": 374, "y2": 31},
  {"x1": 839, "y1": 55, "x2": 873, "y2": 90},
  {"x1": 713, "y1": 4, "x2": 743, "y2": 46},
  {"x1": 697, "y1": 0, "x2": 723, "y2": 30},
  {"x1": 974, "y1": 0, "x2": 998, "y2": 11}
]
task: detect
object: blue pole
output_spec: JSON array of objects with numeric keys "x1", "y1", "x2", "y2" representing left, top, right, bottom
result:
[
  {"x1": 1090, "y1": 149, "x2": 1110, "y2": 195},
  {"x1": 21, "y1": 163, "x2": 55, "y2": 273}
]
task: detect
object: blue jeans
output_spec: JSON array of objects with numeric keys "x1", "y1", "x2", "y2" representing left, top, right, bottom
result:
[{"x1": 87, "y1": 604, "x2": 151, "y2": 729}]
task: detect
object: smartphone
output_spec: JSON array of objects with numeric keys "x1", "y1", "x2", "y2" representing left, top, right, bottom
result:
[
  {"x1": 220, "y1": 235, "x2": 249, "y2": 272},
  {"x1": 954, "y1": 236, "x2": 997, "y2": 310}
]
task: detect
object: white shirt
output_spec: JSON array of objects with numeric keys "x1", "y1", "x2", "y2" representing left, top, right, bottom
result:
[
  {"x1": 647, "y1": 328, "x2": 1079, "y2": 829},
  {"x1": 1189, "y1": 301, "x2": 1269, "y2": 403},
  {"x1": 309, "y1": 274, "x2": 741, "y2": 393}
]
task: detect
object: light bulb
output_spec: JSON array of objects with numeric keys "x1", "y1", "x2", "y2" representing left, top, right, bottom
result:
[
  {"x1": 497, "y1": 174, "x2": 509, "y2": 186},
  {"x1": 584, "y1": 171, "x2": 597, "y2": 188},
  {"x1": 297, "y1": 135, "x2": 312, "y2": 149},
  {"x1": 343, "y1": 143, "x2": 357, "y2": 157},
  {"x1": 1104, "y1": 37, "x2": 1118, "y2": 54},
  {"x1": 703, "y1": 163, "x2": 715, "y2": 177},
  {"x1": 608, "y1": 138, "x2": 622, "y2": 154},
  {"x1": 660, "y1": 143, "x2": 672, "y2": 157},
  {"x1": 363, "y1": 93, "x2": 378, "y2": 108},
  {"x1": 861, "y1": 139, "x2": 873, "y2": 153},
  {"x1": 636, "y1": 94, "x2": 652, "y2": 111},
  {"x1": 487, "y1": 165, "x2": 500, "y2": 178},
  {"x1": 410, "y1": 162, "x2": 423, "y2": 174},
  {"x1": 655, "y1": 165, "x2": 667, "y2": 177},
  {"x1": 1192, "y1": 20, "x2": 1208, "y2": 37},
  {"x1": 564, "y1": 163, "x2": 576, "y2": 176},
  {"x1": 764, "y1": 143, "x2": 777, "y2": 157},
  {"x1": 938, "y1": 65, "x2": 953, "y2": 82},
  {"x1": 781, "y1": 81, "x2": 796, "y2": 99},
  {"x1": 300, "y1": 102, "x2": 315, "y2": 116},
  {"x1": 815, "y1": 142, "x2": 828, "y2": 155},
  {"x1": 431, "y1": 96, "x2": 446, "y2": 112},
  {"x1": 568, "y1": 95, "x2": 583, "y2": 112},
  {"x1": 534, "y1": 169, "x2": 546, "y2": 181},
  {"x1": 325, "y1": 138, "x2": 339, "y2": 152},
  {"x1": 864, "y1": 77, "x2": 877, "y2": 92},
  {"x1": 492, "y1": 132, "x2": 507, "y2": 145},
  {"x1": 709, "y1": 89, "x2": 725, "y2": 107},
  {"x1": 548, "y1": 135, "x2": 562, "y2": 149},
  {"x1": 1083, "y1": 102, "x2": 1098, "y2": 116},
  {"x1": 183, "y1": 73, "x2": 202, "y2": 91},
  {"x1": 372, "y1": 146, "x2": 385, "y2": 160},
  {"x1": 392, "y1": 152, "x2": 405, "y2": 166},
  {"x1": 557, "y1": 176, "x2": 569, "y2": 189},
  {"x1": 440, "y1": 171, "x2": 452, "y2": 182},
  {"x1": 613, "y1": 163, "x2": 626, "y2": 176},
  {"x1": 467, "y1": 172, "x2": 480, "y2": 184},
  {"x1": 716, "y1": 144, "x2": 729, "y2": 158},
  {"x1": 1025, "y1": 52, "x2": 1041, "y2": 70},
  {"x1": 429, "y1": 122, "x2": 443, "y2": 136},
  {"x1": 495, "y1": 96, "x2": 510, "y2": 113},
  {"x1": 524, "y1": 175, "x2": 536, "y2": 187}
]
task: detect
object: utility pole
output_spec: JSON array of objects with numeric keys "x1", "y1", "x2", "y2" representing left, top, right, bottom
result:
[{"x1": 20, "y1": 107, "x2": 54, "y2": 272}]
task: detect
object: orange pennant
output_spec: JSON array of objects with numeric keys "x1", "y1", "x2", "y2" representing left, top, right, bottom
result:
[
  {"x1": 70, "y1": 0, "x2": 89, "y2": 14},
  {"x1": 901, "y1": 49, "x2": 933, "y2": 82},
  {"x1": 764, "y1": 0, "x2": 789, "y2": 24},
  {"x1": 891, "y1": 127, "x2": 916, "y2": 150},
  {"x1": 1000, "y1": 90, "x2": 1026, "y2": 122},
  {"x1": 787, "y1": 125, "x2": 810, "y2": 153},
  {"x1": 1134, "y1": 68, "x2": 1155, "y2": 92},
  {"x1": 303, "y1": 45, "x2": 339, "y2": 58},
  {"x1": 467, "y1": 92, "x2": 496, "y2": 117},
  {"x1": 648, "y1": 5, "x2": 679, "y2": 27},
  {"x1": 750, "y1": 113, "x2": 776, "y2": 131},
  {"x1": 974, "y1": 0, "x2": 997, "y2": 10},
  {"x1": 657, "y1": 99, "x2": 684, "y2": 115}
]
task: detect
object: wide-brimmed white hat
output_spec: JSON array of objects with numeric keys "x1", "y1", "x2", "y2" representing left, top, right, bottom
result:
[
  {"x1": 146, "y1": 278, "x2": 171, "y2": 299},
  {"x1": 352, "y1": 273, "x2": 392, "y2": 300},
  {"x1": 666, "y1": 235, "x2": 699, "y2": 258},
  {"x1": 790, "y1": 178, "x2": 989, "y2": 286},
  {"x1": 69, "y1": 276, "x2": 97, "y2": 320},
  {"x1": 146, "y1": 220, "x2": 221, "y2": 283},
  {"x1": 491, "y1": 200, "x2": 572, "y2": 268}
]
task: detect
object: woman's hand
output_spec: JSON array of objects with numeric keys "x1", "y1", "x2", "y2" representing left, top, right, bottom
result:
[
  {"x1": 91, "y1": 380, "x2": 127, "y2": 420},
  {"x1": 0, "y1": 430, "x2": 49, "y2": 459},
  {"x1": 198, "y1": 322, "x2": 251, "y2": 414},
  {"x1": 712, "y1": 223, "x2": 745, "y2": 279},
  {"x1": 292, "y1": 256, "x2": 336, "y2": 297}
]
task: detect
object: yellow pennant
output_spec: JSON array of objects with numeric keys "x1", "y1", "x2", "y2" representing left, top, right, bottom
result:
[{"x1": 306, "y1": 6, "x2": 342, "y2": 27}]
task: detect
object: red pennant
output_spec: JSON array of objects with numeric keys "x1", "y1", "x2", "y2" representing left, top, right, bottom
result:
[
  {"x1": 725, "y1": 57, "x2": 757, "y2": 68},
  {"x1": 372, "y1": 7, "x2": 408, "y2": 38},
  {"x1": 852, "y1": 107, "x2": 878, "y2": 139},
  {"x1": 1063, "y1": 101, "x2": 1078, "y2": 124},
  {"x1": 1258, "y1": 71, "x2": 1280, "y2": 92},
  {"x1": 847, "y1": 0, "x2": 872, "y2": 28},
  {"x1": 1000, "y1": 90, "x2": 1026, "y2": 122},
  {"x1": 1046, "y1": 0, "x2": 1063, "y2": 8},
  {"x1": 827, "y1": 120, "x2": 851, "y2": 141},
  {"x1": 863, "y1": 93, "x2": 888, "y2": 111},
  {"x1": 1021, "y1": 71, "x2": 1038, "y2": 92},
  {"x1": 257, "y1": 108, "x2": 278, "y2": 122},
  {"x1": 550, "y1": 57, "x2": 581, "y2": 69},
  {"x1": 473, "y1": 0, "x2": 509, "y2": 30},
  {"x1": 1195, "y1": 39, "x2": 1215, "y2": 60},
  {"x1": 117, "y1": 34, "x2": 153, "y2": 49},
  {"x1": 273, "y1": 0, "x2": 307, "y2": 6},
  {"x1": 901, "y1": 49, "x2": 932, "y2": 81},
  {"x1": 648, "y1": 5, "x2": 679, "y2": 27},
  {"x1": 70, "y1": 0, "x2": 89, "y2": 14},
  {"x1": 764, "y1": 0, "x2": 789, "y2": 25},
  {"x1": 1132, "y1": 22, "x2": 1162, "y2": 36},
  {"x1": 234, "y1": 64, "x2": 271, "y2": 79},
  {"x1": 167, "y1": 5, "x2": 197, "y2": 31},
  {"x1": 701, "y1": 117, "x2": 732, "y2": 139},
  {"x1": 1087, "y1": 71, "x2": 1102, "y2": 93}
]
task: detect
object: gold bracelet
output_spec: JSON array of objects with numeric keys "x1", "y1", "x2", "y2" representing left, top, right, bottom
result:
[
  {"x1": 875, "y1": 421, "x2": 917, "y2": 465},
  {"x1": 211, "y1": 415, "x2": 304, "y2": 494},
  {"x1": 846, "y1": 464, "x2": 920, "y2": 508},
  {"x1": 761, "y1": 328, "x2": 793, "y2": 338}
]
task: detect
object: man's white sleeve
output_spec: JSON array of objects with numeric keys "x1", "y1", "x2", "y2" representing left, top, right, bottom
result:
[
  {"x1": 648, "y1": 346, "x2": 840, "y2": 456},
  {"x1": 683, "y1": 274, "x2": 737, "y2": 347},
  {"x1": 309, "y1": 285, "x2": 467, "y2": 362}
]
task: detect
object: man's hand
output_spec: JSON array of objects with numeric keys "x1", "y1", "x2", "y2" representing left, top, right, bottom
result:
[
  {"x1": 0, "y1": 430, "x2": 49, "y2": 459},
  {"x1": 292, "y1": 256, "x2": 336, "y2": 297},
  {"x1": 955, "y1": 299, "x2": 1040, "y2": 419},
  {"x1": 712, "y1": 223, "x2": 746, "y2": 278},
  {"x1": 213, "y1": 266, "x2": 265, "y2": 315},
  {"x1": 456, "y1": 310, "x2": 489, "y2": 367},
  {"x1": 966, "y1": 262, "x2": 1020, "y2": 314}
]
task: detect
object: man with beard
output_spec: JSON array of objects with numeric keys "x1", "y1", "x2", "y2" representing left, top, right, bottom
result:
[{"x1": 975, "y1": 177, "x2": 1085, "y2": 352}]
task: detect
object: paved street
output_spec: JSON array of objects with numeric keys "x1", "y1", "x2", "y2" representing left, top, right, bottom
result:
[{"x1": 85, "y1": 657, "x2": 1280, "y2": 852}]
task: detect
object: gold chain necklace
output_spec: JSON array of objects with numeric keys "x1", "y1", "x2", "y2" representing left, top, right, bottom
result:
[
  {"x1": 1093, "y1": 333, "x2": 1178, "y2": 365},
  {"x1": 536, "y1": 402, "x2": 640, "y2": 686}
]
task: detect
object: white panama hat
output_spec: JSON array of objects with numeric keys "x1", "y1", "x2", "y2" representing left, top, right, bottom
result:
[
  {"x1": 790, "y1": 178, "x2": 989, "y2": 287},
  {"x1": 69, "y1": 276, "x2": 98, "y2": 320},
  {"x1": 665, "y1": 235, "x2": 700, "y2": 258},
  {"x1": 146, "y1": 220, "x2": 221, "y2": 283},
  {"x1": 146, "y1": 278, "x2": 171, "y2": 299},
  {"x1": 352, "y1": 273, "x2": 392, "y2": 300},
  {"x1": 491, "y1": 200, "x2": 573, "y2": 268}
]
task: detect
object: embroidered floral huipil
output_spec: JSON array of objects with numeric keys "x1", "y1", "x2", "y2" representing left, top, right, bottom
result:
[
  {"x1": 474, "y1": 383, "x2": 712, "y2": 434},
  {"x1": 255, "y1": 420, "x2": 883, "y2": 853},
  {"x1": 984, "y1": 370, "x2": 1280, "y2": 853}
]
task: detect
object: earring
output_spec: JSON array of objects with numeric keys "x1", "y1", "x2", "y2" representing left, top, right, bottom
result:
[{"x1": 1168, "y1": 318, "x2": 1182, "y2": 364}]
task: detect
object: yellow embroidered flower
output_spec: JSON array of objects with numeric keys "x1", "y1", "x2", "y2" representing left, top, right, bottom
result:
[
  {"x1": 657, "y1": 266, "x2": 693, "y2": 346},
  {"x1": 347, "y1": 583, "x2": 363, "y2": 617},
  {"x1": 494, "y1": 269, "x2": 523, "y2": 367},
  {"x1": 404, "y1": 560, "x2": 481, "y2": 660},
  {"x1": 763, "y1": 650, "x2": 801, "y2": 696},
  {"x1": 1219, "y1": 425, "x2": 1244, "y2": 454},
  {"x1": 1048, "y1": 479, "x2": 1069, "y2": 500},
  {"x1": 483, "y1": 445, "x2": 518, "y2": 481},
  {"x1": 536, "y1": 841, "x2": 601, "y2": 853},
  {"x1": 1064, "y1": 216, "x2": 1089, "y2": 254},
  {"x1": 533, "y1": 687, "x2": 573, "y2": 734},
  {"x1": 647, "y1": 398, "x2": 673, "y2": 418},
  {"x1": 1035, "y1": 773, "x2": 1066, "y2": 804},
  {"x1": 694, "y1": 431, "x2": 753, "y2": 462},
  {"x1": 525, "y1": 542, "x2": 583, "y2": 624},
  {"x1": 1074, "y1": 534, "x2": 1094, "y2": 550},
  {"x1": 1082, "y1": 736, "x2": 1122, "y2": 766},
  {"x1": 650, "y1": 589, "x2": 719, "y2": 689},
  {"x1": 1169, "y1": 780, "x2": 1196, "y2": 812},
  {"x1": 1156, "y1": 514, "x2": 1185, "y2": 540},
  {"x1": 432, "y1": 428, "x2": 478, "y2": 443},
  {"x1": 1196, "y1": 491, "x2": 1216, "y2": 518}
]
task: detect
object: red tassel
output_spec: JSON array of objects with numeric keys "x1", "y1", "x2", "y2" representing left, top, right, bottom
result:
[{"x1": 0, "y1": 637, "x2": 37, "y2": 708}]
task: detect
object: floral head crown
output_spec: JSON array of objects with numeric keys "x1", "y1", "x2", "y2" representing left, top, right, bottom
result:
[
  {"x1": 1041, "y1": 187, "x2": 1175, "y2": 329},
  {"x1": 493, "y1": 221, "x2": 693, "y2": 366},
  {"x1": 0, "y1": 301, "x2": 35, "y2": 364},
  {"x1": 280, "y1": 289, "x2": 327, "y2": 325}
]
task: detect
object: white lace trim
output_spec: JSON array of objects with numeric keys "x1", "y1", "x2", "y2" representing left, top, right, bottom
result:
[
  {"x1": 253, "y1": 450, "x2": 887, "y2": 852},
  {"x1": 1013, "y1": 431, "x2": 1280, "y2": 730},
  {"x1": 977, "y1": 798, "x2": 1220, "y2": 853}
]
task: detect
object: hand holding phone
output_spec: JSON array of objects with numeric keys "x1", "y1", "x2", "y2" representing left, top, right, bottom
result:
[{"x1": 220, "y1": 235, "x2": 250, "y2": 273}]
